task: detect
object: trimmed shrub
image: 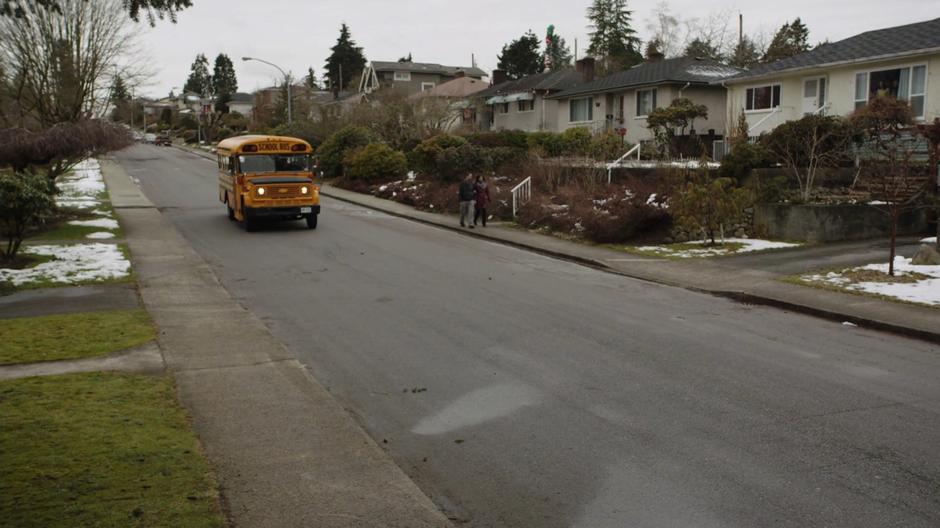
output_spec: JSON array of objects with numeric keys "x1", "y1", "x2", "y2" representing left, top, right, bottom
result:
[
  {"x1": 465, "y1": 130, "x2": 529, "y2": 149},
  {"x1": 717, "y1": 142, "x2": 775, "y2": 183},
  {"x1": 344, "y1": 143, "x2": 407, "y2": 181},
  {"x1": 436, "y1": 144, "x2": 486, "y2": 181},
  {"x1": 581, "y1": 200, "x2": 670, "y2": 244},
  {"x1": 589, "y1": 132, "x2": 628, "y2": 161},
  {"x1": 318, "y1": 125, "x2": 377, "y2": 177},
  {"x1": 527, "y1": 131, "x2": 565, "y2": 157},
  {"x1": 560, "y1": 127, "x2": 592, "y2": 156}
]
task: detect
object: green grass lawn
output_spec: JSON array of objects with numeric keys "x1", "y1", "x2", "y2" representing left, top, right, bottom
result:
[
  {"x1": 0, "y1": 372, "x2": 224, "y2": 528},
  {"x1": 27, "y1": 205, "x2": 122, "y2": 242},
  {"x1": 0, "y1": 309, "x2": 155, "y2": 365}
]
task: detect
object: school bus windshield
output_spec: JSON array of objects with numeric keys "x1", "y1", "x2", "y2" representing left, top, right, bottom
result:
[{"x1": 238, "y1": 154, "x2": 311, "y2": 173}]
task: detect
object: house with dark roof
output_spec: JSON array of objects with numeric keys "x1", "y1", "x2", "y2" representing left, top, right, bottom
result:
[
  {"x1": 547, "y1": 56, "x2": 741, "y2": 145},
  {"x1": 721, "y1": 17, "x2": 940, "y2": 137},
  {"x1": 227, "y1": 92, "x2": 254, "y2": 117},
  {"x1": 474, "y1": 58, "x2": 597, "y2": 132},
  {"x1": 359, "y1": 61, "x2": 487, "y2": 97}
]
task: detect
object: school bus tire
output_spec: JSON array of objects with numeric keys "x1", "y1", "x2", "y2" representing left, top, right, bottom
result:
[
  {"x1": 305, "y1": 213, "x2": 318, "y2": 230},
  {"x1": 227, "y1": 204, "x2": 235, "y2": 221}
]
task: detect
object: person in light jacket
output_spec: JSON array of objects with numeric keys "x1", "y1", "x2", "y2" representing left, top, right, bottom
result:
[{"x1": 473, "y1": 175, "x2": 491, "y2": 227}]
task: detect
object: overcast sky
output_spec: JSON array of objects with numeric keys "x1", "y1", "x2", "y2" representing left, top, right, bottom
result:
[{"x1": 135, "y1": 0, "x2": 935, "y2": 98}]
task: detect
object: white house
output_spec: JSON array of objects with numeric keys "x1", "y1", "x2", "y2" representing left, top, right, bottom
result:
[{"x1": 721, "y1": 17, "x2": 940, "y2": 137}]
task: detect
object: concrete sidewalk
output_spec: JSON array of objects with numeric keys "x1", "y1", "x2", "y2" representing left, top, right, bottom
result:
[
  {"x1": 101, "y1": 159, "x2": 451, "y2": 527},
  {"x1": 321, "y1": 183, "x2": 940, "y2": 345}
]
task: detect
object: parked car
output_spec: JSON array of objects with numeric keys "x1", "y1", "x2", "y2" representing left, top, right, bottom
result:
[
  {"x1": 155, "y1": 134, "x2": 172, "y2": 146},
  {"x1": 144, "y1": 133, "x2": 157, "y2": 144}
]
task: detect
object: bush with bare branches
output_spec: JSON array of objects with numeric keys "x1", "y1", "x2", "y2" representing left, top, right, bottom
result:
[{"x1": 0, "y1": 120, "x2": 132, "y2": 179}]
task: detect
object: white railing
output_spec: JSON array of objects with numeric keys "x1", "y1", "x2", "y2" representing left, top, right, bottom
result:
[
  {"x1": 605, "y1": 143, "x2": 641, "y2": 184},
  {"x1": 813, "y1": 102, "x2": 832, "y2": 115},
  {"x1": 748, "y1": 105, "x2": 782, "y2": 136},
  {"x1": 511, "y1": 176, "x2": 532, "y2": 217}
]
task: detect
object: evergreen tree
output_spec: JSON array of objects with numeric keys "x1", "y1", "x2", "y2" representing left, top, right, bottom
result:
[
  {"x1": 763, "y1": 18, "x2": 810, "y2": 63},
  {"x1": 304, "y1": 67, "x2": 319, "y2": 90},
  {"x1": 586, "y1": 0, "x2": 643, "y2": 72},
  {"x1": 212, "y1": 53, "x2": 238, "y2": 112},
  {"x1": 684, "y1": 38, "x2": 722, "y2": 61},
  {"x1": 544, "y1": 33, "x2": 573, "y2": 71},
  {"x1": 497, "y1": 30, "x2": 544, "y2": 79},
  {"x1": 729, "y1": 37, "x2": 761, "y2": 69},
  {"x1": 110, "y1": 75, "x2": 131, "y2": 104},
  {"x1": 183, "y1": 53, "x2": 212, "y2": 97},
  {"x1": 645, "y1": 38, "x2": 665, "y2": 61},
  {"x1": 323, "y1": 23, "x2": 366, "y2": 91}
]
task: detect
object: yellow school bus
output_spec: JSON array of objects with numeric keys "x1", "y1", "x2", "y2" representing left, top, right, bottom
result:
[{"x1": 216, "y1": 135, "x2": 320, "y2": 231}]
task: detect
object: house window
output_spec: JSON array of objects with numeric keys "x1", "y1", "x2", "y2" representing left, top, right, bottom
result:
[
  {"x1": 855, "y1": 65, "x2": 927, "y2": 118},
  {"x1": 421, "y1": 82, "x2": 435, "y2": 92},
  {"x1": 569, "y1": 97, "x2": 593, "y2": 122},
  {"x1": 517, "y1": 99, "x2": 535, "y2": 112},
  {"x1": 497, "y1": 103, "x2": 509, "y2": 115},
  {"x1": 393, "y1": 71, "x2": 411, "y2": 81},
  {"x1": 636, "y1": 89, "x2": 657, "y2": 117},
  {"x1": 745, "y1": 84, "x2": 781, "y2": 111}
]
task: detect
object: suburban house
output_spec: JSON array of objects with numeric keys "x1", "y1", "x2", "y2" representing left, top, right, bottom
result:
[
  {"x1": 475, "y1": 59, "x2": 594, "y2": 132},
  {"x1": 547, "y1": 56, "x2": 741, "y2": 146},
  {"x1": 411, "y1": 76, "x2": 490, "y2": 130},
  {"x1": 721, "y1": 17, "x2": 940, "y2": 137},
  {"x1": 227, "y1": 92, "x2": 254, "y2": 117},
  {"x1": 359, "y1": 61, "x2": 487, "y2": 97}
]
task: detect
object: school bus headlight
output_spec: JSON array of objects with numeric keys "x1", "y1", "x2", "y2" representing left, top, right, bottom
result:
[
  {"x1": 301, "y1": 186, "x2": 308, "y2": 195},
  {"x1": 256, "y1": 187, "x2": 266, "y2": 196}
]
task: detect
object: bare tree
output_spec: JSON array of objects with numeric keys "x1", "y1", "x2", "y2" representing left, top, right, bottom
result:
[
  {"x1": 0, "y1": 0, "x2": 146, "y2": 128},
  {"x1": 645, "y1": 1, "x2": 682, "y2": 58},
  {"x1": 852, "y1": 97, "x2": 929, "y2": 275},
  {"x1": 765, "y1": 115, "x2": 858, "y2": 202}
]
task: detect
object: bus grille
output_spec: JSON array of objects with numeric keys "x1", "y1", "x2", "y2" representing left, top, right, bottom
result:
[{"x1": 266, "y1": 185, "x2": 305, "y2": 199}]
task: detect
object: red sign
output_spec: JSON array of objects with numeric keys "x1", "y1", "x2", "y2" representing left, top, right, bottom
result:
[{"x1": 617, "y1": 128, "x2": 627, "y2": 137}]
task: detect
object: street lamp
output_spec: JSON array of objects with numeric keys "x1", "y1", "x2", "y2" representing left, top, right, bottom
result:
[{"x1": 242, "y1": 56, "x2": 292, "y2": 124}]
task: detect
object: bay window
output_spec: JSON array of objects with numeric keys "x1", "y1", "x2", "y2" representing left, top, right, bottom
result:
[{"x1": 854, "y1": 65, "x2": 927, "y2": 118}]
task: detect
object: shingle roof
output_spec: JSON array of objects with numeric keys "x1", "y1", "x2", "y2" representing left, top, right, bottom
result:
[
  {"x1": 548, "y1": 57, "x2": 741, "y2": 99},
  {"x1": 475, "y1": 68, "x2": 588, "y2": 98},
  {"x1": 370, "y1": 61, "x2": 487, "y2": 79},
  {"x1": 230, "y1": 92, "x2": 253, "y2": 103},
  {"x1": 725, "y1": 17, "x2": 940, "y2": 83}
]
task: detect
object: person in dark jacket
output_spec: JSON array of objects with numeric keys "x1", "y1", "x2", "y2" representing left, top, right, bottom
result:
[
  {"x1": 458, "y1": 174, "x2": 476, "y2": 228},
  {"x1": 473, "y1": 175, "x2": 491, "y2": 227}
]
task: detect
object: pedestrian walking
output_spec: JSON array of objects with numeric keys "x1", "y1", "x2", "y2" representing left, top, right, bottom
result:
[
  {"x1": 458, "y1": 174, "x2": 476, "y2": 228},
  {"x1": 473, "y1": 175, "x2": 491, "y2": 227}
]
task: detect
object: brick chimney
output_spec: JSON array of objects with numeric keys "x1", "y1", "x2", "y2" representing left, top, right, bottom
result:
[
  {"x1": 576, "y1": 57, "x2": 596, "y2": 83},
  {"x1": 455, "y1": 70, "x2": 466, "y2": 78},
  {"x1": 492, "y1": 69, "x2": 508, "y2": 86}
]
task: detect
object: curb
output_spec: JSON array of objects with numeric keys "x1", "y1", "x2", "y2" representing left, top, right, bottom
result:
[{"x1": 321, "y1": 187, "x2": 940, "y2": 346}]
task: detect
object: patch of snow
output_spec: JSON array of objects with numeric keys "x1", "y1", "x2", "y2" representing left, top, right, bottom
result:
[
  {"x1": 91, "y1": 208, "x2": 113, "y2": 217},
  {"x1": 407, "y1": 171, "x2": 416, "y2": 181},
  {"x1": 636, "y1": 238, "x2": 801, "y2": 258},
  {"x1": 684, "y1": 65, "x2": 742, "y2": 78},
  {"x1": 56, "y1": 199, "x2": 99, "y2": 210},
  {"x1": 842, "y1": 321, "x2": 858, "y2": 327},
  {"x1": 56, "y1": 158, "x2": 106, "y2": 210},
  {"x1": 69, "y1": 218, "x2": 120, "y2": 230},
  {"x1": 922, "y1": 237, "x2": 937, "y2": 244},
  {"x1": 86, "y1": 232, "x2": 116, "y2": 240},
  {"x1": 0, "y1": 243, "x2": 130, "y2": 286},
  {"x1": 378, "y1": 185, "x2": 388, "y2": 192},
  {"x1": 868, "y1": 200, "x2": 887, "y2": 205},
  {"x1": 645, "y1": 193, "x2": 657, "y2": 205},
  {"x1": 801, "y1": 257, "x2": 940, "y2": 306}
]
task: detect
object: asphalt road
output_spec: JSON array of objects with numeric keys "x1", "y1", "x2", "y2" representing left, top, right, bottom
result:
[{"x1": 116, "y1": 144, "x2": 940, "y2": 528}]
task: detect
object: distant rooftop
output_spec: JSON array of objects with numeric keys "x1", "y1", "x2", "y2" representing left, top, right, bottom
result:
[{"x1": 370, "y1": 60, "x2": 487, "y2": 79}]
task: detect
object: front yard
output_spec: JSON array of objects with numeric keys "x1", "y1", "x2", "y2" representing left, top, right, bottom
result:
[{"x1": 791, "y1": 256, "x2": 940, "y2": 307}]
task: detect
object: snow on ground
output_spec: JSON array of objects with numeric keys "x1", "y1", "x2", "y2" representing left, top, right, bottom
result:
[
  {"x1": 923, "y1": 237, "x2": 937, "y2": 244},
  {"x1": 69, "y1": 218, "x2": 120, "y2": 230},
  {"x1": 800, "y1": 257, "x2": 940, "y2": 307},
  {"x1": 86, "y1": 232, "x2": 116, "y2": 240},
  {"x1": 0, "y1": 244, "x2": 130, "y2": 286},
  {"x1": 635, "y1": 238, "x2": 801, "y2": 258},
  {"x1": 56, "y1": 158, "x2": 106, "y2": 209}
]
